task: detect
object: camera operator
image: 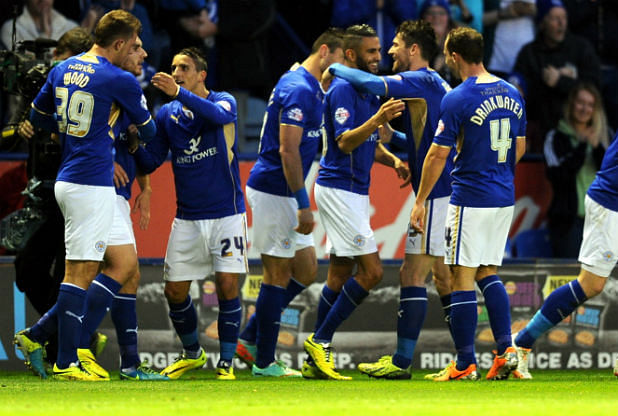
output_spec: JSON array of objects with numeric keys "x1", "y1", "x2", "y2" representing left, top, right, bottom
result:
[{"x1": 0, "y1": 27, "x2": 93, "y2": 363}]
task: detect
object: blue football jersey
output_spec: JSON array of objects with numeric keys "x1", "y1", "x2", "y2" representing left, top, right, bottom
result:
[
  {"x1": 587, "y1": 133, "x2": 618, "y2": 212},
  {"x1": 317, "y1": 78, "x2": 381, "y2": 195},
  {"x1": 32, "y1": 53, "x2": 152, "y2": 187},
  {"x1": 383, "y1": 68, "x2": 452, "y2": 199},
  {"x1": 247, "y1": 65, "x2": 324, "y2": 196},
  {"x1": 113, "y1": 113, "x2": 137, "y2": 201},
  {"x1": 433, "y1": 76, "x2": 526, "y2": 207},
  {"x1": 133, "y1": 88, "x2": 245, "y2": 220}
]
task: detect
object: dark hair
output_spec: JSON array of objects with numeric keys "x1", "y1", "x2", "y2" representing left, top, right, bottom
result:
[
  {"x1": 94, "y1": 10, "x2": 141, "y2": 47},
  {"x1": 177, "y1": 47, "x2": 208, "y2": 72},
  {"x1": 343, "y1": 24, "x2": 378, "y2": 52},
  {"x1": 444, "y1": 27, "x2": 483, "y2": 64},
  {"x1": 311, "y1": 27, "x2": 345, "y2": 54},
  {"x1": 56, "y1": 27, "x2": 93, "y2": 57},
  {"x1": 395, "y1": 20, "x2": 437, "y2": 62}
]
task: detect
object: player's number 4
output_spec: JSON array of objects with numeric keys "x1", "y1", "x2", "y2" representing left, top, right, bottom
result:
[
  {"x1": 490, "y1": 118, "x2": 512, "y2": 163},
  {"x1": 55, "y1": 87, "x2": 94, "y2": 137}
]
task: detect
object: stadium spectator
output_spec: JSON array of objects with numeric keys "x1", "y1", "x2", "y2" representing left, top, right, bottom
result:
[
  {"x1": 235, "y1": 29, "x2": 344, "y2": 378},
  {"x1": 485, "y1": 1, "x2": 536, "y2": 79},
  {"x1": 330, "y1": 0, "x2": 417, "y2": 73},
  {"x1": 544, "y1": 83, "x2": 609, "y2": 258},
  {"x1": 510, "y1": 0, "x2": 601, "y2": 153},
  {"x1": 410, "y1": 27, "x2": 526, "y2": 381},
  {"x1": 562, "y1": 0, "x2": 618, "y2": 133},
  {"x1": 420, "y1": 0, "x2": 460, "y2": 86},
  {"x1": 133, "y1": 47, "x2": 246, "y2": 381},
  {"x1": 327, "y1": 20, "x2": 455, "y2": 381},
  {"x1": 1, "y1": 0, "x2": 78, "y2": 50},
  {"x1": 513, "y1": 131, "x2": 618, "y2": 379},
  {"x1": 303, "y1": 24, "x2": 408, "y2": 381}
]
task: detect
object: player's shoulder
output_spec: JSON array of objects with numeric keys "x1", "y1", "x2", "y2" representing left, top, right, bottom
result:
[
  {"x1": 209, "y1": 90, "x2": 237, "y2": 109},
  {"x1": 326, "y1": 77, "x2": 354, "y2": 96}
]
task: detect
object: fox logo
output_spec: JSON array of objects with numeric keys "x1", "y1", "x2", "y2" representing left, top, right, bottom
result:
[{"x1": 184, "y1": 136, "x2": 202, "y2": 155}]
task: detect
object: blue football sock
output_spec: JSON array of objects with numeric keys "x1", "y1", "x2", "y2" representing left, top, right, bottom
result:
[
  {"x1": 314, "y1": 278, "x2": 368, "y2": 344},
  {"x1": 450, "y1": 290, "x2": 477, "y2": 371},
  {"x1": 240, "y1": 277, "x2": 305, "y2": 344},
  {"x1": 392, "y1": 286, "x2": 427, "y2": 369},
  {"x1": 168, "y1": 295, "x2": 200, "y2": 354},
  {"x1": 440, "y1": 293, "x2": 454, "y2": 338},
  {"x1": 477, "y1": 275, "x2": 512, "y2": 355},
  {"x1": 516, "y1": 279, "x2": 587, "y2": 349},
  {"x1": 29, "y1": 304, "x2": 58, "y2": 344},
  {"x1": 79, "y1": 274, "x2": 122, "y2": 349},
  {"x1": 217, "y1": 297, "x2": 242, "y2": 363},
  {"x1": 111, "y1": 294, "x2": 140, "y2": 369},
  {"x1": 255, "y1": 283, "x2": 286, "y2": 368},
  {"x1": 56, "y1": 283, "x2": 87, "y2": 369},
  {"x1": 315, "y1": 284, "x2": 339, "y2": 332}
]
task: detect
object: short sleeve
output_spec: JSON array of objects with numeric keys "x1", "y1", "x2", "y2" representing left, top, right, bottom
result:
[
  {"x1": 327, "y1": 82, "x2": 358, "y2": 138},
  {"x1": 433, "y1": 93, "x2": 461, "y2": 148}
]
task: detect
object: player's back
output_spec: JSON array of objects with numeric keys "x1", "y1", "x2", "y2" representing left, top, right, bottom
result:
[
  {"x1": 394, "y1": 68, "x2": 452, "y2": 198},
  {"x1": 435, "y1": 75, "x2": 526, "y2": 208},
  {"x1": 247, "y1": 65, "x2": 324, "y2": 196},
  {"x1": 588, "y1": 133, "x2": 618, "y2": 212},
  {"x1": 32, "y1": 53, "x2": 150, "y2": 187},
  {"x1": 318, "y1": 77, "x2": 380, "y2": 195}
]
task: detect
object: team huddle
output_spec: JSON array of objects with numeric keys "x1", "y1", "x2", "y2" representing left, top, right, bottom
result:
[{"x1": 13, "y1": 9, "x2": 618, "y2": 382}]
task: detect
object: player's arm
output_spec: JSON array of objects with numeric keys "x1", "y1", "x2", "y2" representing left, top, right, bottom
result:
[
  {"x1": 29, "y1": 107, "x2": 58, "y2": 133},
  {"x1": 116, "y1": 72, "x2": 156, "y2": 142},
  {"x1": 329, "y1": 64, "x2": 420, "y2": 98},
  {"x1": 378, "y1": 122, "x2": 408, "y2": 149},
  {"x1": 410, "y1": 143, "x2": 451, "y2": 232},
  {"x1": 152, "y1": 72, "x2": 235, "y2": 125},
  {"x1": 516, "y1": 136, "x2": 526, "y2": 163},
  {"x1": 133, "y1": 172, "x2": 152, "y2": 230},
  {"x1": 338, "y1": 98, "x2": 405, "y2": 153},
  {"x1": 132, "y1": 115, "x2": 170, "y2": 174},
  {"x1": 374, "y1": 142, "x2": 411, "y2": 187},
  {"x1": 279, "y1": 124, "x2": 314, "y2": 235}
]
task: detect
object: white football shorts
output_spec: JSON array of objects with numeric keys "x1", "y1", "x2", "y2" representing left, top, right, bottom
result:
[
  {"x1": 163, "y1": 213, "x2": 248, "y2": 282},
  {"x1": 578, "y1": 195, "x2": 618, "y2": 278},
  {"x1": 406, "y1": 195, "x2": 449, "y2": 256},
  {"x1": 55, "y1": 181, "x2": 115, "y2": 261},
  {"x1": 246, "y1": 186, "x2": 314, "y2": 258},
  {"x1": 107, "y1": 195, "x2": 136, "y2": 247},
  {"x1": 444, "y1": 204, "x2": 513, "y2": 267},
  {"x1": 314, "y1": 183, "x2": 377, "y2": 257}
]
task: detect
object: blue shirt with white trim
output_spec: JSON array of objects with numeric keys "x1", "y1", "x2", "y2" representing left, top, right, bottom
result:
[
  {"x1": 247, "y1": 65, "x2": 324, "y2": 196},
  {"x1": 587, "y1": 133, "x2": 618, "y2": 212},
  {"x1": 317, "y1": 77, "x2": 380, "y2": 195},
  {"x1": 31, "y1": 53, "x2": 152, "y2": 187},
  {"x1": 433, "y1": 75, "x2": 526, "y2": 208},
  {"x1": 133, "y1": 88, "x2": 245, "y2": 220}
]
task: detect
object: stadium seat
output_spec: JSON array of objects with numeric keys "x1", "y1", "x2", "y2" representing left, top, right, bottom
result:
[{"x1": 512, "y1": 228, "x2": 553, "y2": 258}]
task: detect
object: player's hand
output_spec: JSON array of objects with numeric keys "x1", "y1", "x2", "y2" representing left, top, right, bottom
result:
[
  {"x1": 295, "y1": 208, "x2": 315, "y2": 235},
  {"x1": 374, "y1": 98, "x2": 405, "y2": 126},
  {"x1": 127, "y1": 124, "x2": 139, "y2": 153},
  {"x1": 133, "y1": 188, "x2": 151, "y2": 230},
  {"x1": 394, "y1": 159, "x2": 412, "y2": 188},
  {"x1": 113, "y1": 162, "x2": 129, "y2": 188},
  {"x1": 321, "y1": 67, "x2": 334, "y2": 90},
  {"x1": 410, "y1": 202, "x2": 426, "y2": 234},
  {"x1": 151, "y1": 72, "x2": 180, "y2": 97},
  {"x1": 378, "y1": 123, "x2": 394, "y2": 143},
  {"x1": 17, "y1": 120, "x2": 34, "y2": 140}
]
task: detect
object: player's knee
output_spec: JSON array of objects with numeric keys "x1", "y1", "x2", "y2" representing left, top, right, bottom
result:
[
  {"x1": 164, "y1": 285, "x2": 188, "y2": 304},
  {"x1": 365, "y1": 263, "x2": 383, "y2": 286},
  {"x1": 216, "y1": 277, "x2": 239, "y2": 299}
]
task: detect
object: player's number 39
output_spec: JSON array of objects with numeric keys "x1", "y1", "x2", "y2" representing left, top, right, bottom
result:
[{"x1": 55, "y1": 87, "x2": 94, "y2": 137}]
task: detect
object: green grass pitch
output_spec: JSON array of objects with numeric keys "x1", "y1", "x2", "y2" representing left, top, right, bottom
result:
[{"x1": 0, "y1": 370, "x2": 616, "y2": 415}]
